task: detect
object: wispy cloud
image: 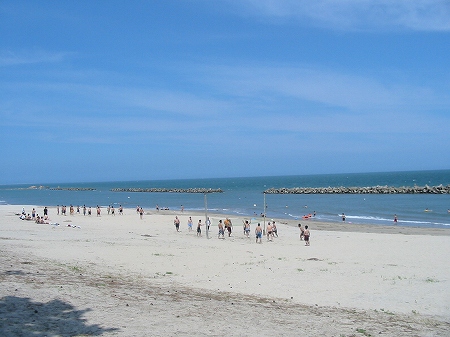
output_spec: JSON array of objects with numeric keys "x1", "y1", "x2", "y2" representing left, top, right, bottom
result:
[
  {"x1": 236, "y1": 0, "x2": 450, "y2": 31},
  {"x1": 199, "y1": 63, "x2": 448, "y2": 113},
  {"x1": 0, "y1": 50, "x2": 71, "y2": 67}
]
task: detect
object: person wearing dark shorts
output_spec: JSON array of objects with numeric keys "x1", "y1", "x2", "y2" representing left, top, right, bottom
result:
[
  {"x1": 174, "y1": 216, "x2": 180, "y2": 232},
  {"x1": 197, "y1": 220, "x2": 202, "y2": 236},
  {"x1": 304, "y1": 225, "x2": 310, "y2": 246}
]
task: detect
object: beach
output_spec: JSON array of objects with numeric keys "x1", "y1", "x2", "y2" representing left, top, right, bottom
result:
[{"x1": 1, "y1": 205, "x2": 450, "y2": 336}]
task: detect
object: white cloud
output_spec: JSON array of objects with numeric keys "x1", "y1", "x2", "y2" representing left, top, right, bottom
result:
[
  {"x1": 0, "y1": 50, "x2": 70, "y2": 67},
  {"x1": 237, "y1": 0, "x2": 450, "y2": 31},
  {"x1": 201, "y1": 64, "x2": 448, "y2": 113}
]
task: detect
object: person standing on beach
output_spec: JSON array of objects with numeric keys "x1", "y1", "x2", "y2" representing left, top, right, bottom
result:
[
  {"x1": 394, "y1": 214, "x2": 398, "y2": 224},
  {"x1": 218, "y1": 220, "x2": 225, "y2": 239},
  {"x1": 83, "y1": 205, "x2": 86, "y2": 216},
  {"x1": 304, "y1": 225, "x2": 310, "y2": 246},
  {"x1": 174, "y1": 216, "x2": 180, "y2": 232},
  {"x1": 255, "y1": 223, "x2": 262, "y2": 243},
  {"x1": 111, "y1": 206, "x2": 115, "y2": 216},
  {"x1": 266, "y1": 222, "x2": 273, "y2": 241},
  {"x1": 96, "y1": 205, "x2": 101, "y2": 217},
  {"x1": 197, "y1": 219, "x2": 202, "y2": 236},
  {"x1": 187, "y1": 217, "x2": 193, "y2": 231},
  {"x1": 341, "y1": 213, "x2": 346, "y2": 222},
  {"x1": 119, "y1": 205, "x2": 123, "y2": 215},
  {"x1": 139, "y1": 207, "x2": 144, "y2": 220}
]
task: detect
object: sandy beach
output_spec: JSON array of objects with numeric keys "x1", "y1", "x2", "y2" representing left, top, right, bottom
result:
[{"x1": 1, "y1": 205, "x2": 450, "y2": 336}]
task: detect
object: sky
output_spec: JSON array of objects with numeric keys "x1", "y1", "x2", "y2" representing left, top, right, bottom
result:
[{"x1": 1, "y1": 0, "x2": 450, "y2": 184}]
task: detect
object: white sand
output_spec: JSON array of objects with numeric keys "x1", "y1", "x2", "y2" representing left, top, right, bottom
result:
[{"x1": 1, "y1": 205, "x2": 450, "y2": 336}]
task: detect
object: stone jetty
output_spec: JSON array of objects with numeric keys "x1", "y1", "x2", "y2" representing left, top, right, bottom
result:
[
  {"x1": 48, "y1": 187, "x2": 97, "y2": 191},
  {"x1": 110, "y1": 188, "x2": 223, "y2": 193},
  {"x1": 264, "y1": 184, "x2": 450, "y2": 194}
]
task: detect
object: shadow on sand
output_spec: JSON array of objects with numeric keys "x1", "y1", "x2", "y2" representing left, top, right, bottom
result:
[{"x1": 0, "y1": 296, "x2": 118, "y2": 336}]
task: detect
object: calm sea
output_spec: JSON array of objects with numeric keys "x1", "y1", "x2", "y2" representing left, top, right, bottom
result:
[{"x1": 1, "y1": 170, "x2": 449, "y2": 228}]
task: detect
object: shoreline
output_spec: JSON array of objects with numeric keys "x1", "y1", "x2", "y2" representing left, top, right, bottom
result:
[
  {"x1": 1, "y1": 204, "x2": 450, "y2": 335},
  {"x1": 9, "y1": 204, "x2": 450, "y2": 236}
]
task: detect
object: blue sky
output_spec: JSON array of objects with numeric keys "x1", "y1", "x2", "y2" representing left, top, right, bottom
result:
[{"x1": 1, "y1": 0, "x2": 449, "y2": 184}]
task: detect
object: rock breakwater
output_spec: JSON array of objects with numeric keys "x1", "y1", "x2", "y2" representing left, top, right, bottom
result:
[
  {"x1": 264, "y1": 185, "x2": 450, "y2": 194},
  {"x1": 110, "y1": 188, "x2": 223, "y2": 193},
  {"x1": 48, "y1": 187, "x2": 97, "y2": 191}
]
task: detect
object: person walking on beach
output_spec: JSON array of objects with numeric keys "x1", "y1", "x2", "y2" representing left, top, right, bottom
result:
[
  {"x1": 197, "y1": 219, "x2": 202, "y2": 236},
  {"x1": 255, "y1": 223, "x2": 262, "y2": 243},
  {"x1": 298, "y1": 224, "x2": 304, "y2": 240},
  {"x1": 244, "y1": 220, "x2": 251, "y2": 238},
  {"x1": 304, "y1": 225, "x2": 310, "y2": 246},
  {"x1": 218, "y1": 220, "x2": 225, "y2": 239},
  {"x1": 139, "y1": 207, "x2": 144, "y2": 220},
  {"x1": 394, "y1": 214, "x2": 398, "y2": 224},
  {"x1": 272, "y1": 221, "x2": 278, "y2": 237},
  {"x1": 224, "y1": 218, "x2": 232, "y2": 237},
  {"x1": 83, "y1": 205, "x2": 86, "y2": 216},
  {"x1": 111, "y1": 206, "x2": 115, "y2": 216},
  {"x1": 96, "y1": 205, "x2": 101, "y2": 217},
  {"x1": 174, "y1": 216, "x2": 180, "y2": 232},
  {"x1": 187, "y1": 216, "x2": 193, "y2": 231}
]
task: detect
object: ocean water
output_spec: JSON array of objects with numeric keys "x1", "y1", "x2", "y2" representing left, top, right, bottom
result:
[{"x1": 1, "y1": 170, "x2": 449, "y2": 228}]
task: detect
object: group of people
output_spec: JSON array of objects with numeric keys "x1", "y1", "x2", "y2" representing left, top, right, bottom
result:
[
  {"x1": 55, "y1": 204, "x2": 123, "y2": 217},
  {"x1": 179, "y1": 216, "x2": 233, "y2": 238},
  {"x1": 18, "y1": 207, "x2": 50, "y2": 224},
  {"x1": 172, "y1": 215, "x2": 303, "y2": 245},
  {"x1": 298, "y1": 224, "x2": 311, "y2": 246}
]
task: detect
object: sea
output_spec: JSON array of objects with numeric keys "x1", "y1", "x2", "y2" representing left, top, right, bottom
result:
[{"x1": 1, "y1": 170, "x2": 450, "y2": 228}]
